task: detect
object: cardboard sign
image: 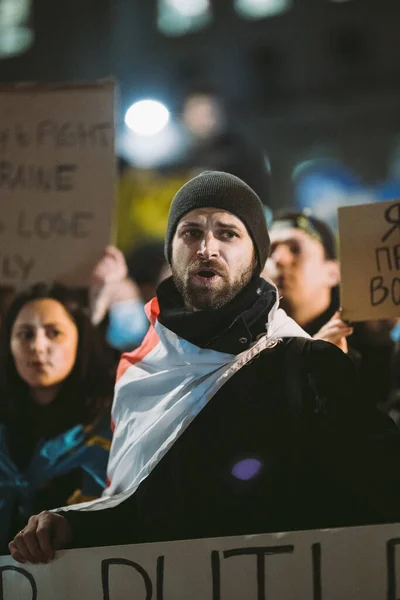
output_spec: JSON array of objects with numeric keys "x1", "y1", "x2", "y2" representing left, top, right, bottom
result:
[
  {"x1": 2, "y1": 523, "x2": 400, "y2": 599},
  {"x1": 339, "y1": 199, "x2": 400, "y2": 321},
  {"x1": 0, "y1": 82, "x2": 115, "y2": 287}
]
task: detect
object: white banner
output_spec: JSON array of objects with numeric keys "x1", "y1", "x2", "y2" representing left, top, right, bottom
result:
[{"x1": 1, "y1": 523, "x2": 400, "y2": 599}]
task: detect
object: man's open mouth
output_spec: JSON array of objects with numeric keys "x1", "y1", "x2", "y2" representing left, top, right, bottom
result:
[
  {"x1": 197, "y1": 270, "x2": 217, "y2": 278},
  {"x1": 193, "y1": 269, "x2": 222, "y2": 282}
]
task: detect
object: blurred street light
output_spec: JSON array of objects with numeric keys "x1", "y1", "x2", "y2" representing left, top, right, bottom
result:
[{"x1": 125, "y1": 100, "x2": 170, "y2": 136}]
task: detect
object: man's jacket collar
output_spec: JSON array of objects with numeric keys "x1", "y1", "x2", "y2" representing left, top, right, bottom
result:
[{"x1": 156, "y1": 276, "x2": 279, "y2": 354}]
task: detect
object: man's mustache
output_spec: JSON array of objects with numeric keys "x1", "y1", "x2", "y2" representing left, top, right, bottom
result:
[{"x1": 188, "y1": 260, "x2": 227, "y2": 278}]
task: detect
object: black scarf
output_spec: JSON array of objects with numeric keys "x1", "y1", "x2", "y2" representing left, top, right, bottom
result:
[{"x1": 156, "y1": 275, "x2": 277, "y2": 354}]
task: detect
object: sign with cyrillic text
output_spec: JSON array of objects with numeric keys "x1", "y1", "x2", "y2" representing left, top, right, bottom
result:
[
  {"x1": 2, "y1": 523, "x2": 400, "y2": 599},
  {"x1": 0, "y1": 82, "x2": 115, "y2": 286},
  {"x1": 339, "y1": 199, "x2": 400, "y2": 321}
]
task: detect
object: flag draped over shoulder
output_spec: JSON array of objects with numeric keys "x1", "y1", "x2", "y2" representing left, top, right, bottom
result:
[{"x1": 58, "y1": 289, "x2": 309, "y2": 514}]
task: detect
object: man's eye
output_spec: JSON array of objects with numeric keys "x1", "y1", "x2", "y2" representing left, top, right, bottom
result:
[
  {"x1": 289, "y1": 242, "x2": 300, "y2": 255},
  {"x1": 219, "y1": 230, "x2": 239, "y2": 240},
  {"x1": 184, "y1": 229, "x2": 201, "y2": 238}
]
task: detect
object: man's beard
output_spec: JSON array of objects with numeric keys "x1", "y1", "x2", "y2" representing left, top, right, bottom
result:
[{"x1": 172, "y1": 259, "x2": 255, "y2": 311}]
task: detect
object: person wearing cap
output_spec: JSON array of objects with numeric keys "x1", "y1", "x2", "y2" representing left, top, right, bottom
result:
[
  {"x1": 9, "y1": 172, "x2": 400, "y2": 563},
  {"x1": 264, "y1": 212, "x2": 348, "y2": 348},
  {"x1": 265, "y1": 212, "x2": 395, "y2": 407}
]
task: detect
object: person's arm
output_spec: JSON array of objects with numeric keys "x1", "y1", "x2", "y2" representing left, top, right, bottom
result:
[
  {"x1": 58, "y1": 492, "x2": 140, "y2": 549},
  {"x1": 89, "y1": 245, "x2": 141, "y2": 327},
  {"x1": 306, "y1": 339, "x2": 400, "y2": 523},
  {"x1": 9, "y1": 492, "x2": 140, "y2": 563}
]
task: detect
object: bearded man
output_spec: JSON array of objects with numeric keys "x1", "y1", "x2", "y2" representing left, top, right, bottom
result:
[{"x1": 10, "y1": 172, "x2": 400, "y2": 564}]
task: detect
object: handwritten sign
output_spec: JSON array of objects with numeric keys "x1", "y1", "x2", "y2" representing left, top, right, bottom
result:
[
  {"x1": 0, "y1": 82, "x2": 115, "y2": 287},
  {"x1": 2, "y1": 523, "x2": 400, "y2": 599},
  {"x1": 339, "y1": 199, "x2": 400, "y2": 321}
]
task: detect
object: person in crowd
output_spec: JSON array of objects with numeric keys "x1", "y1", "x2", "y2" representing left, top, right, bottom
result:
[
  {"x1": 9, "y1": 172, "x2": 400, "y2": 564},
  {"x1": 115, "y1": 85, "x2": 271, "y2": 257},
  {"x1": 0, "y1": 283, "x2": 115, "y2": 553},
  {"x1": 90, "y1": 242, "x2": 170, "y2": 351},
  {"x1": 179, "y1": 84, "x2": 271, "y2": 206},
  {"x1": 264, "y1": 211, "x2": 395, "y2": 406},
  {"x1": 263, "y1": 212, "x2": 345, "y2": 344}
]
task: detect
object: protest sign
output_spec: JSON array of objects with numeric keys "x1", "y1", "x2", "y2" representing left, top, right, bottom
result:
[
  {"x1": 339, "y1": 199, "x2": 400, "y2": 321},
  {"x1": 2, "y1": 523, "x2": 400, "y2": 599},
  {"x1": 0, "y1": 81, "x2": 115, "y2": 287}
]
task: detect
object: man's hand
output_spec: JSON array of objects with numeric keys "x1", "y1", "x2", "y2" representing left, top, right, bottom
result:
[
  {"x1": 313, "y1": 311, "x2": 354, "y2": 354},
  {"x1": 8, "y1": 512, "x2": 72, "y2": 564}
]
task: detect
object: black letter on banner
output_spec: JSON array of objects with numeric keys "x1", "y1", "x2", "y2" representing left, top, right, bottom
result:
[
  {"x1": 56, "y1": 164, "x2": 77, "y2": 191},
  {"x1": 97, "y1": 123, "x2": 112, "y2": 146},
  {"x1": 211, "y1": 551, "x2": 221, "y2": 600},
  {"x1": 393, "y1": 278, "x2": 400, "y2": 306},
  {"x1": 71, "y1": 211, "x2": 93, "y2": 238},
  {"x1": 382, "y1": 204, "x2": 400, "y2": 243},
  {"x1": 157, "y1": 556, "x2": 164, "y2": 600},
  {"x1": 394, "y1": 245, "x2": 400, "y2": 271},
  {"x1": 376, "y1": 247, "x2": 392, "y2": 272},
  {"x1": 14, "y1": 255, "x2": 35, "y2": 281},
  {"x1": 36, "y1": 120, "x2": 54, "y2": 145},
  {"x1": 102, "y1": 558, "x2": 152, "y2": 600},
  {"x1": 312, "y1": 543, "x2": 322, "y2": 600},
  {"x1": 370, "y1": 276, "x2": 389, "y2": 306},
  {"x1": 387, "y1": 538, "x2": 400, "y2": 600},
  {"x1": 223, "y1": 545, "x2": 295, "y2": 600},
  {"x1": 0, "y1": 565, "x2": 37, "y2": 600},
  {"x1": 0, "y1": 161, "x2": 11, "y2": 189},
  {"x1": 14, "y1": 124, "x2": 30, "y2": 147}
]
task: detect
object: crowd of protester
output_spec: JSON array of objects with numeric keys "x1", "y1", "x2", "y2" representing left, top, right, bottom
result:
[{"x1": 2, "y1": 163, "x2": 400, "y2": 560}]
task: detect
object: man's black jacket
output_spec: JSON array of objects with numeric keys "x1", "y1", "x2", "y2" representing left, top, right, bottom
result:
[{"x1": 61, "y1": 278, "x2": 400, "y2": 548}]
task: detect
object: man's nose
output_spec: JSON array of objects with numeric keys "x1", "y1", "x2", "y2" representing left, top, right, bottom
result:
[
  {"x1": 270, "y1": 244, "x2": 292, "y2": 266},
  {"x1": 197, "y1": 233, "x2": 220, "y2": 260}
]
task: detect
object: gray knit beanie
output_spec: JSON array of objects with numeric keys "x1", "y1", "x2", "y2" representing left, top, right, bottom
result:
[{"x1": 165, "y1": 171, "x2": 270, "y2": 269}]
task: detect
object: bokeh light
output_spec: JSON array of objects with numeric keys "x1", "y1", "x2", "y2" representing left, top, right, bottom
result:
[
  {"x1": 157, "y1": 0, "x2": 212, "y2": 36},
  {"x1": 125, "y1": 100, "x2": 170, "y2": 136},
  {"x1": 231, "y1": 458, "x2": 263, "y2": 481},
  {"x1": 234, "y1": 0, "x2": 291, "y2": 20}
]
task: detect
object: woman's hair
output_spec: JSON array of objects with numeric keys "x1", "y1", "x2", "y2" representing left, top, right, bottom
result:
[{"x1": 0, "y1": 283, "x2": 115, "y2": 452}]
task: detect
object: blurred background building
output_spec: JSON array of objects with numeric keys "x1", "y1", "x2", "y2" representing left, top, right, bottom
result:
[{"x1": 1, "y1": 0, "x2": 400, "y2": 250}]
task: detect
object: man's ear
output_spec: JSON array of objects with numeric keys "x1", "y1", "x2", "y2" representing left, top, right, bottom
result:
[{"x1": 325, "y1": 259, "x2": 340, "y2": 288}]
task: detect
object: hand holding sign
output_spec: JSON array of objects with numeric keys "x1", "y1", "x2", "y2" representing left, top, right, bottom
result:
[
  {"x1": 8, "y1": 511, "x2": 71, "y2": 564},
  {"x1": 313, "y1": 311, "x2": 353, "y2": 353}
]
